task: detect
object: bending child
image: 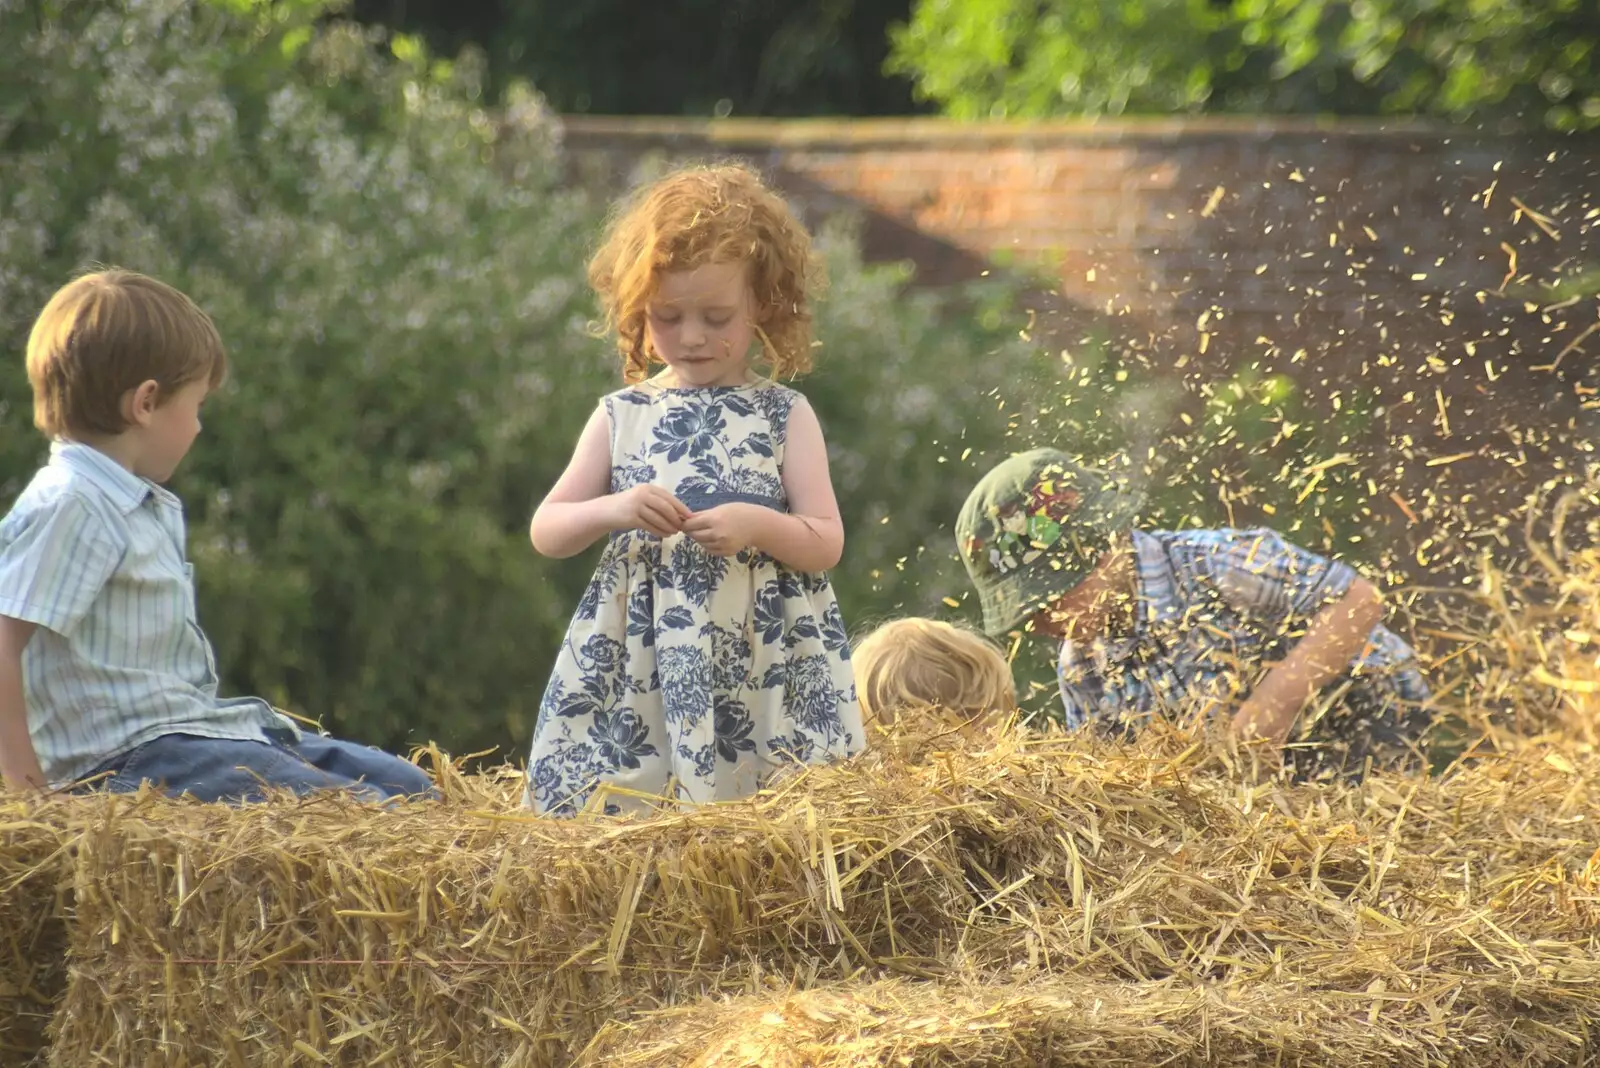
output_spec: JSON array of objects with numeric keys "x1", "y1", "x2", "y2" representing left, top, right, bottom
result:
[
  {"x1": 956, "y1": 449, "x2": 1432, "y2": 780},
  {"x1": 0, "y1": 270, "x2": 434, "y2": 802},
  {"x1": 852, "y1": 618, "x2": 1015, "y2": 734},
  {"x1": 524, "y1": 163, "x2": 863, "y2": 816}
]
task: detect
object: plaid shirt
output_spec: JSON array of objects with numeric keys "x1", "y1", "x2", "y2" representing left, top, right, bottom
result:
[{"x1": 1056, "y1": 528, "x2": 1430, "y2": 731}]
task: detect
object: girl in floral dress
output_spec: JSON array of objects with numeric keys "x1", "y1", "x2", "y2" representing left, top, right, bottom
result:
[{"x1": 523, "y1": 163, "x2": 864, "y2": 815}]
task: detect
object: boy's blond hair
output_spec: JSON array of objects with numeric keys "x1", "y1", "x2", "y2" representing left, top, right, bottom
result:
[
  {"x1": 852, "y1": 618, "x2": 1017, "y2": 727},
  {"x1": 26, "y1": 269, "x2": 228, "y2": 438},
  {"x1": 587, "y1": 162, "x2": 825, "y2": 384}
]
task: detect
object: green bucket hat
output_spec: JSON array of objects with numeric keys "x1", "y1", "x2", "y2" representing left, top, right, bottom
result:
[{"x1": 955, "y1": 450, "x2": 1145, "y2": 637}]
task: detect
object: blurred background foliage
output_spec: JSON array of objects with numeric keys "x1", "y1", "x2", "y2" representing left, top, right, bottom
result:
[
  {"x1": 889, "y1": 0, "x2": 1599, "y2": 130},
  {"x1": 0, "y1": 0, "x2": 1051, "y2": 756},
  {"x1": 2, "y1": 0, "x2": 1593, "y2": 756},
  {"x1": 346, "y1": 0, "x2": 1596, "y2": 128},
  {"x1": 349, "y1": 0, "x2": 925, "y2": 116}
]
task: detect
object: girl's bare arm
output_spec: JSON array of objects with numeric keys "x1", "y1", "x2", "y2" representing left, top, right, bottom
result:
[
  {"x1": 745, "y1": 397, "x2": 845, "y2": 572},
  {"x1": 530, "y1": 406, "x2": 690, "y2": 558}
]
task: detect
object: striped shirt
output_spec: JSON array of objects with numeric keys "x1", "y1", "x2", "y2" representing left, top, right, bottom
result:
[
  {"x1": 0, "y1": 442, "x2": 291, "y2": 786},
  {"x1": 1057, "y1": 528, "x2": 1430, "y2": 731}
]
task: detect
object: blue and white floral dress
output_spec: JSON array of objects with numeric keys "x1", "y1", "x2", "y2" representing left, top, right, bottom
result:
[{"x1": 525, "y1": 379, "x2": 863, "y2": 815}]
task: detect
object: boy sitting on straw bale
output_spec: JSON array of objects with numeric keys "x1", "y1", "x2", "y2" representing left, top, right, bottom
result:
[
  {"x1": 0, "y1": 270, "x2": 434, "y2": 802},
  {"x1": 851, "y1": 618, "x2": 1016, "y2": 736},
  {"x1": 956, "y1": 449, "x2": 1432, "y2": 780}
]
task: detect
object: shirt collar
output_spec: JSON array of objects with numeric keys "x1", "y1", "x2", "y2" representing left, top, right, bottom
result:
[{"x1": 49, "y1": 441, "x2": 161, "y2": 515}]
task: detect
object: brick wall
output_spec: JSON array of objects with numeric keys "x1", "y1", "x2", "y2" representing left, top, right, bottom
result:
[{"x1": 562, "y1": 116, "x2": 1600, "y2": 548}]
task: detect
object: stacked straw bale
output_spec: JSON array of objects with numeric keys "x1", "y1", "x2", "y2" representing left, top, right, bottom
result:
[
  {"x1": 12, "y1": 727, "x2": 1600, "y2": 1066},
  {"x1": 577, "y1": 973, "x2": 1589, "y2": 1067},
  {"x1": 48, "y1": 769, "x2": 968, "y2": 1066},
  {"x1": 0, "y1": 798, "x2": 75, "y2": 1065}
]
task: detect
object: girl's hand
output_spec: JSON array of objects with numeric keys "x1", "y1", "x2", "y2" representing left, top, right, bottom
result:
[
  {"x1": 611, "y1": 485, "x2": 691, "y2": 538},
  {"x1": 682, "y1": 503, "x2": 762, "y2": 557}
]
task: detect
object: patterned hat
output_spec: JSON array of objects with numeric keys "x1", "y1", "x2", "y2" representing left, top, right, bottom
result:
[{"x1": 955, "y1": 450, "x2": 1144, "y2": 636}]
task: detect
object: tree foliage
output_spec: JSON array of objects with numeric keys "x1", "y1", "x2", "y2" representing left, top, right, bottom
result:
[
  {"x1": 888, "y1": 0, "x2": 1600, "y2": 130},
  {"x1": 349, "y1": 0, "x2": 924, "y2": 116}
]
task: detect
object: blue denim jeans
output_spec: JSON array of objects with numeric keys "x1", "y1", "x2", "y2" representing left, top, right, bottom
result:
[{"x1": 79, "y1": 729, "x2": 437, "y2": 803}]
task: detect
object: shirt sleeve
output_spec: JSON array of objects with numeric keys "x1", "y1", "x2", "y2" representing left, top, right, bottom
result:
[
  {"x1": 1055, "y1": 640, "x2": 1095, "y2": 731},
  {"x1": 0, "y1": 493, "x2": 123, "y2": 635},
  {"x1": 1203, "y1": 527, "x2": 1360, "y2": 623}
]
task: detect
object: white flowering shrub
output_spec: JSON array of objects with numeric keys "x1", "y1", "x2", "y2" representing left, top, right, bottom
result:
[{"x1": 1, "y1": 0, "x2": 604, "y2": 752}]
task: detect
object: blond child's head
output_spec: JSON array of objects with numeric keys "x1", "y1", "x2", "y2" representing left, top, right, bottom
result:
[
  {"x1": 852, "y1": 618, "x2": 1017, "y2": 732},
  {"x1": 588, "y1": 162, "x2": 824, "y2": 385},
  {"x1": 26, "y1": 269, "x2": 227, "y2": 439}
]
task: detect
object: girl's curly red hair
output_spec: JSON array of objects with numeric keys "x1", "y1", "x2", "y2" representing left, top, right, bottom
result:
[{"x1": 588, "y1": 162, "x2": 825, "y2": 384}]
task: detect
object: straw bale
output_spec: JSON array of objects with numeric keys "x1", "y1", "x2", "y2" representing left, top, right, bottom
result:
[
  {"x1": 0, "y1": 797, "x2": 77, "y2": 1065},
  {"x1": 576, "y1": 974, "x2": 1600, "y2": 1067},
  {"x1": 47, "y1": 773, "x2": 971, "y2": 1067},
  {"x1": 887, "y1": 731, "x2": 1600, "y2": 1006},
  {"x1": 31, "y1": 726, "x2": 1600, "y2": 1066}
]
